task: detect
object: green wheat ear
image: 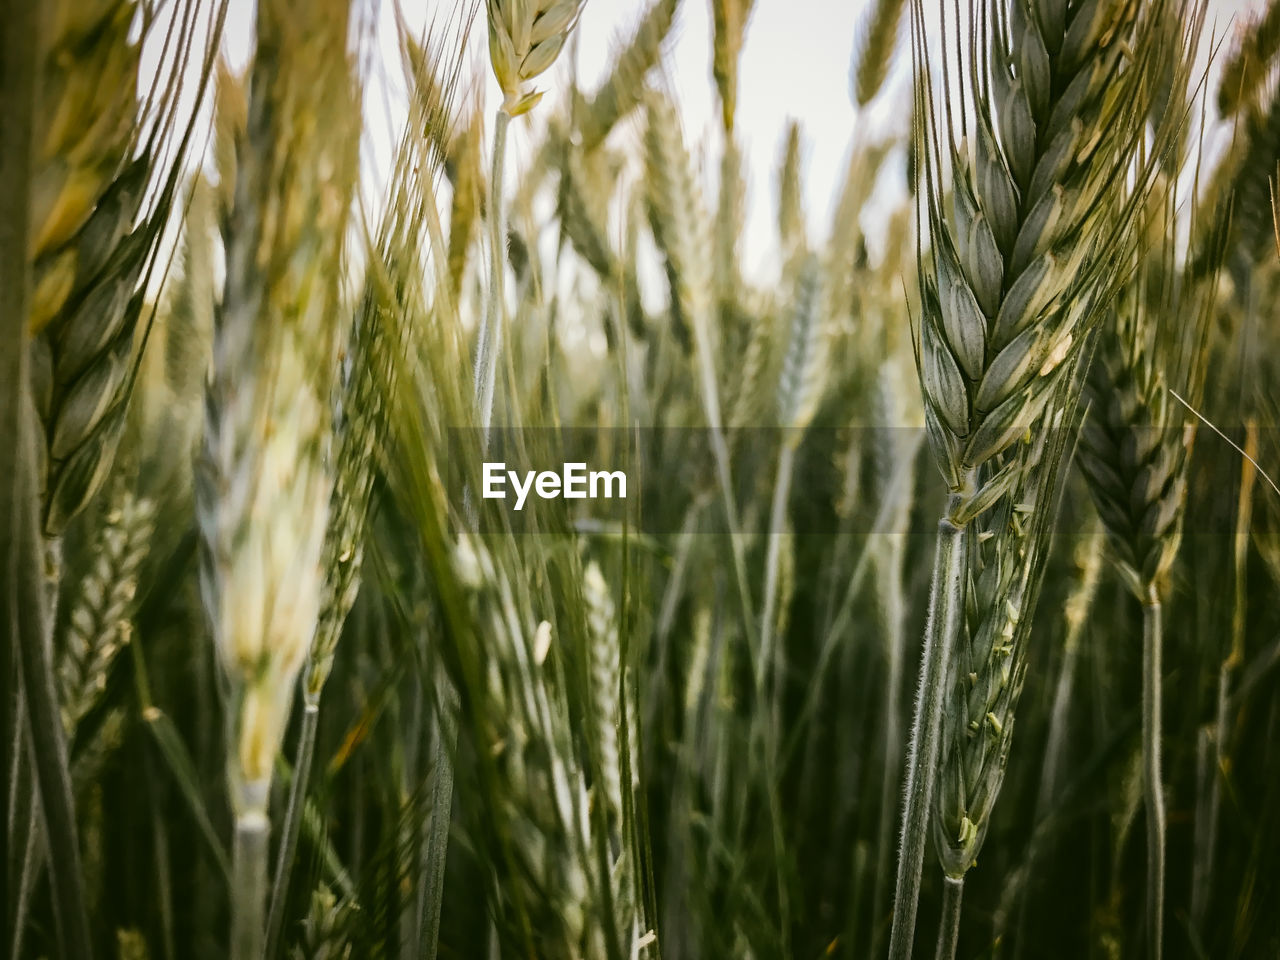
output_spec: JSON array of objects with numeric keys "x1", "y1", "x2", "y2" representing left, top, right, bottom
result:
[{"x1": 891, "y1": 0, "x2": 1198, "y2": 954}]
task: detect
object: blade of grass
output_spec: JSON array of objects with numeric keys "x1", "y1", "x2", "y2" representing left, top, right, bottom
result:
[{"x1": 131, "y1": 633, "x2": 232, "y2": 884}]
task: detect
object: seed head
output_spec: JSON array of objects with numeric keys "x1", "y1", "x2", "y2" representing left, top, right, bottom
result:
[{"x1": 486, "y1": 0, "x2": 586, "y2": 115}]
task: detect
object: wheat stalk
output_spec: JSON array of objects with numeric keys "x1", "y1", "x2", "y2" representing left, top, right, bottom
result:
[
  {"x1": 643, "y1": 93, "x2": 799, "y2": 947},
  {"x1": 266, "y1": 269, "x2": 401, "y2": 960},
  {"x1": 0, "y1": 3, "x2": 70, "y2": 951},
  {"x1": 868, "y1": 355, "x2": 923, "y2": 957},
  {"x1": 643, "y1": 92, "x2": 758, "y2": 634},
  {"x1": 198, "y1": 4, "x2": 358, "y2": 956},
  {"x1": 761, "y1": 255, "x2": 829, "y2": 700},
  {"x1": 891, "y1": 0, "x2": 1187, "y2": 952},
  {"x1": 1075, "y1": 168, "x2": 1220, "y2": 960},
  {"x1": 476, "y1": 1, "x2": 585, "y2": 453}
]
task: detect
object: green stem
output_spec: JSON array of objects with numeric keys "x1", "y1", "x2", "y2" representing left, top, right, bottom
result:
[
  {"x1": 934, "y1": 876, "x2": 964, "y2": 960},
  {"x1": 1, "y1": 0, "x2": 41, "y2": 938},
  {"x1": 9, "y1": 714, "x2": 39, "y2": 960},
  {"x1": 888, "y1": 516, "x2": 968, "y2": 960},
  {"x1": 1193, "y1": 657, "x2": 1232, "y2": 929},
  {"x1": 1142, "y1": 582, "x2": 1165, "y2": 960},
  {"x1": 13, "y1": 396, "x2": 93, "y2": 960},
  {"x1": 264, "y1": 698, "x2": 320, "y2": 959},
  {"x1": 872, "y1": 533, "x2": 907, "y2": 958},
  {"x1": 1194, "y1": 469, "x2": 1250, "y2": 931},
  {"x1": 474, "y1": 108, "x2": 511, "y2": 450},
  {"x1": 232, "y1": 796, "x2": 271, "y2": 960},
  {"x1": 759, "y1": 442, "x2": 795, "y2": 695}
]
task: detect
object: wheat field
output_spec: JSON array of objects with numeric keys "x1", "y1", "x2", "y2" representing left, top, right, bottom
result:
[{"x1": 2, "y1": 0, "x2": 1280, "y2": 958}]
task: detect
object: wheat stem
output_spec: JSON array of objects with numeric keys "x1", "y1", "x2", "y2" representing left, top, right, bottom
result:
[
  {"x1": 934, "y1": 876, "x2": 964, "y2": 960},
  {"x1": 0, "y1": 0, "x2": 41, "y2": 936},
  {"x1": 889, "y1": 513, "x2": 968, "y2": 960},
  {"x1": 474, "y1": 109, "x2": 511, "y2": 448},
  {"x1": 1193, "y1": 423, "x2": 1257, "y2": 930},
  {"x1": 759, "y1": 442, "x2": 795, "y2": 695},
  {"x1": 13, "y1": 397, "x2": 94, "y2": 960},
  {"x1": 9, "y1": 700, "x2": 38, "y2": 959},
  {"x1": 1142, "y1": 582, "x2": 1166, "y2": 960},
  {"x1": 232, "y1": 801, "x2": 270, "y2": 960},
  {"x1": 264, "y1": 699, "x2": 320, "y2": 960},
  {"x1": 872, "y1": 532, "x2": 908, "y2": 958}
]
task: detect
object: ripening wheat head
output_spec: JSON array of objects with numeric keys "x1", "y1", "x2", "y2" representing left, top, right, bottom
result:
[
  {"x1": 198, "y1": 0, "x2": 358, "y2": 804},
  {"x1": 912, "y1": 0, "x2": 1187, "y2": 521},
  {"x1": 28, "y1": 0, "x2": 197, "y2": 536},
  {"x1": 486, "y1": 0, "x2": 586, "y2": 115}
]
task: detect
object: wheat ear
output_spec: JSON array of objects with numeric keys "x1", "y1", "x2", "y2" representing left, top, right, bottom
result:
[
  {"x1": 853, "y1": 0, "x2": 907, "y2": 106},
  {"x1": 761, "y1": 255, "x2": 829, "y2": 700},
  {"x1": 476, "y1": 1, "x2": 585, "y2": 449},
  {"x1": 290, "y1": 885, "x2": 356, "y2": 960},
  {"x1": 198, "y1": 4, "x2": 358, "y2": 956},
  {"x1": 56, "y1": 479, "x2": 155, "y2": 733},
  {"x1": 579, "y1": 0, "x2": 680, "y2": 150},
  {"x1": 711, "y1": 0, "x2": 755, "y2": 132},
  {"x1": 932, "y1": 386, "x2": 1080, "y2": 960},
  {"x1": 32, "y1": 0, "x2": 219, "y2": 539},
  {"x1": 891, "y1": 0, "x2": 1185, "y2": 953},
  {"x1": 1217, "y1": 0, "x2": 1280, "y2": 118}
]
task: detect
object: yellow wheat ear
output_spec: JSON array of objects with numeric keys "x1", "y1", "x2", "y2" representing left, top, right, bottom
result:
[
  {"x1": 486, "y1": 0, "x2": 585, "y2": 115},
  {"x1": 197, "y1": 1, "x2": 360, "y2": 956}
]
